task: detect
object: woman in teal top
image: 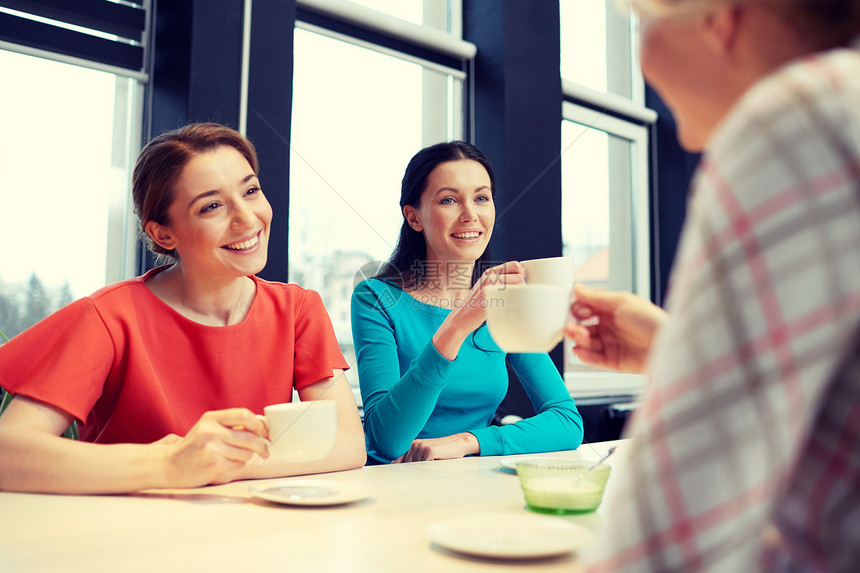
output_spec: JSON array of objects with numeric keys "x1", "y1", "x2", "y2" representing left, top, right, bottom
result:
[{"x1": 351, "y1": 141, "x2": 583, "y2": 464}]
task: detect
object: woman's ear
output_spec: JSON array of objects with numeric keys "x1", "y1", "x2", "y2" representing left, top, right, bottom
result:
[
  {"x1": 700, "y1": 4, "x2": 740, "y2": 56},
  {"x1": 144, "y1": 220, "x2": 178, "y2": 251},
  {"x1": 403, "y1": 205, "x2": 422, "y2": 232}
]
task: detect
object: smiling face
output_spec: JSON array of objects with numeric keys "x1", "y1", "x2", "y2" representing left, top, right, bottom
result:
[
  {"x1": 145, "y1": 146, "x2": 273, "y2": 281},
  {"x1": 403, "y1": 159, "x2": 494, "y2": 265}
]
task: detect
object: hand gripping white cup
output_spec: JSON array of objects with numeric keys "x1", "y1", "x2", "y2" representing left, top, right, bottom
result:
[
  {"x1": 257, "y1": 400, "x2": 337, "y2": 463},
  {"x1": 520, "y1": 256, "x2": 575, "y2": 290},
  {"x1": 484, "y1": 284, "x2": 570, "y2": 353}
]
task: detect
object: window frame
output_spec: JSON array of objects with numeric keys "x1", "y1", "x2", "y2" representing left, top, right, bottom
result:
[
  {"x1": 555, "y1": 2, "x2": 656, "y2": 400},
  {"x1": 560, "y1": 0, "x2": 643, "y2": 104},
  {"x1": 290, "y1": 0, "x2": 472, "y2": 409},
  {"x1": 560, "y1": 101, "x2": 651, "y2": 398},
  {"x1": 0, "y1": 1, "x2": 148, "y2": 291}
]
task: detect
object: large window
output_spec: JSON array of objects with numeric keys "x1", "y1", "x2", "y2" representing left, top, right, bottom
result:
[
  {"x1": 560, "y1": 0, "x2": 640, "y2": 102},
  {"x1": 0, "y1": 1, "x2": 146, "y2": 343},
  {"x1": 560, "y1": 1, "x2": 653, "y2": 398},
  {"x1": 561, "y1": 104, "x2": 650, "y2": 396},
  {"x1": 290, "y1": 3, "x2": 468, "y2": 405},
  {"x1": 562, "y1": 108, "x2": 649, "y2": 293},
  {"x1": 0, "y1": 51, "x2": 142, "y2": 339}
]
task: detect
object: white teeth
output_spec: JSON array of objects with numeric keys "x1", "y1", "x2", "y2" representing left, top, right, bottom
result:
[
  {"x1": 452, "y1": 232, "x2": 480, "y2": 239},
  {"x1": 224, "y1": 235, "x2": 259, "y2": 250}
]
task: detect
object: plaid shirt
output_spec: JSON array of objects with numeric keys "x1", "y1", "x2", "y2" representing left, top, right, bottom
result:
[{"x1": 587, "y1": 39, "x2": 860, "y2": 572}]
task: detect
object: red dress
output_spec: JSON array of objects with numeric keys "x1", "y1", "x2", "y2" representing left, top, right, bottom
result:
[{"x1": 0, "y1": 268, "x2": 348, "y2": 444}]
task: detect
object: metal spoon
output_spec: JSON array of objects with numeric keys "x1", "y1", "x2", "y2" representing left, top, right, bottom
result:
[{"x1": 573, "y1": 446, "x2": 617, "y2": 486}]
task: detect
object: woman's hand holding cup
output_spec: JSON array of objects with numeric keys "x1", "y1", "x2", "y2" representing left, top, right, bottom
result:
[
  {"x1": 457, "y1": 261, "x2": 526, "y2": 332},
  {"x1": 431, "y1": 262, "x2": 525, "y2": 360},
  {"x1": 484, "y1": 257, "x2": 575, "y2": 353},
  {"x1": 159, "y1": 408, "x2": 269, "y2": 488}
]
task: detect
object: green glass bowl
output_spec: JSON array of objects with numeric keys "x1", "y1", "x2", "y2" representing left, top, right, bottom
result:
[{"x1": 516, "y1": 459, "x2": 611, "y2": 515}]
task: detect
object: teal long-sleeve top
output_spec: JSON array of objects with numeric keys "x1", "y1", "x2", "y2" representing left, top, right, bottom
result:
[{"x1": 351, "y1": 279, "x2": 584, "y2": 463}]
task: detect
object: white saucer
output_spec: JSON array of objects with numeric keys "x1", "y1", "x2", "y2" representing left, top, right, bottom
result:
[
  {"x1": 249, "y1": 479, "x2": 374, "y2": 506},
  {"x1": 498, "y1": 453, "x2": 583, "y2": 472},
  {"x1": 429, "y1": 513, "x2": 590, "y2": 559}
]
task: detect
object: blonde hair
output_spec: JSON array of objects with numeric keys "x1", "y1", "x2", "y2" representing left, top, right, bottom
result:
[{"x1": 626, "y1": 0, "x2": 860, "y2": 48}]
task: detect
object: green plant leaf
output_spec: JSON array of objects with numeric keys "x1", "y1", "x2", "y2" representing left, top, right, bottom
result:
[
  {"x1": 1, "y1": 331, "x2": 9, "y2": 414},
  {"x1": 0, "y1": 387, "x2": 11, "y2": 414}
]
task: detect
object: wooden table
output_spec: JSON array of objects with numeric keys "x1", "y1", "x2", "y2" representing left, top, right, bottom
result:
[{"x1": 0, "y1": 440, "x2": 626, "y2": 572}]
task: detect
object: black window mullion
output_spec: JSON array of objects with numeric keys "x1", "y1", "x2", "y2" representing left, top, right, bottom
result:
[
  {"x1": 0, "y1": 11, "x2": 143, "y2": 70},
  {"x1": 0, "y1": 0, "x2": 145, "y2": 41}
]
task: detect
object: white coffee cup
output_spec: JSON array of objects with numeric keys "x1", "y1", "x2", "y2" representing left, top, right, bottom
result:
[
  {"x1": 520, "y1": 256, "x2": 575, "y2": 290},
  {"x1": 484, "y1": 284, "x2": 570, "y2": 353},
  {"x1": 257, "y1": 400, "x2": 337, "y2": 463}
]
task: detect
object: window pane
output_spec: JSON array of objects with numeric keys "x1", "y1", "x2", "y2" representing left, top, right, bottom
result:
[
  {"x1": 560, "y1": 0, "x2": 635, "y2": 99},
  {"x1": 0, "y1": 50, "x2": 137, "y2": 338},
  {"x1": 561, "y1": 119, "x2": 635, "y2": 373},
  {"x1": 290, "y1": 29, "x2": 463, "y2": 404}
]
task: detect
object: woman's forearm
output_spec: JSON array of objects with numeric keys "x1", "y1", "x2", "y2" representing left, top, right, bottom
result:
[
  {"x1": 361, "y1": 342, "x2": 455, "y2": 461},
  {"x1": 0, "y1": 396, "x2": 272, "y2": 493},
  {"x1": 0, "y1": 429, "x2": 170, "y2": 494}
]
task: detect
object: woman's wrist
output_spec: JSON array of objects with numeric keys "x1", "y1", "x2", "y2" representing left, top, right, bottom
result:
[
  {"x1": 149, "y1": 440, "x2": 180, "y2": 489},
  {"x1": 462, "y1": 432, "x2": 480, "y2": 456},
  {"x1": 432, "y1": 312, "x2": 472, "y2": 361}
]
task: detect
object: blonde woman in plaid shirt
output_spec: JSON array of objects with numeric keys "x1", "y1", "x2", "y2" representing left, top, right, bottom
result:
[{"x1": 567, "y1": 0, "x2": 860, "y2": 570}]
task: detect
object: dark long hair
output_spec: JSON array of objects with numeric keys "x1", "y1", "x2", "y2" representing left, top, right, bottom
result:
[{"x1": 375, "y1": 141, "x2": 497, "y2": 289}]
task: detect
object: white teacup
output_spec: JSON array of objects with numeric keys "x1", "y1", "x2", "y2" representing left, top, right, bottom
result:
[
  {"x1": 484, "y1": 284, "x2": 570, "y2": 353},
  {"x1": 257, "y1": 400, "x2": 337, "y2": 463},
  {"x1": 520, "y1": 256, "x2": 575, "y2": 290}
]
